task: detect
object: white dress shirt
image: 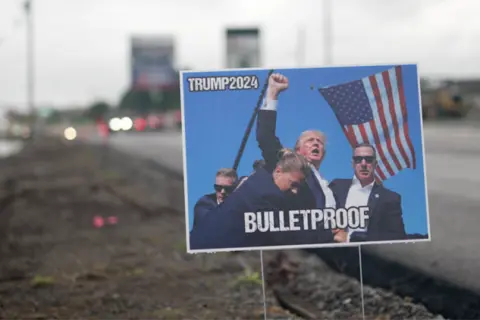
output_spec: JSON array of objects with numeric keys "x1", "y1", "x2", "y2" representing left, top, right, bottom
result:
[
  {"x1": 345, "y1": 176, "x2": 374, "y2": 241},
  {"x1": 261, "y1": 98, "x2": 278, "y2": 111},
  {"x1": 309, "y1": 164, "x2": 337, "y2": 209},
  {"x1": 261, "y1": 98, "x2": 336, "y2": 209}
]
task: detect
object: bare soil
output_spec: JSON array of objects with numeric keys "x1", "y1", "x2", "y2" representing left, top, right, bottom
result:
[{"x1": 0, "y1": 137, "x2": 441, "y2": 319}]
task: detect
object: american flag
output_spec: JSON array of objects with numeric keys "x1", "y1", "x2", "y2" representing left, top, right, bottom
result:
[{"x1": 318, "y1": 66, "x2": 417, "y2": 182}]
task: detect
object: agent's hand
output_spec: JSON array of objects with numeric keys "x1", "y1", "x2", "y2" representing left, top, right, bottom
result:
[
  {"x1": 332, "y1": 229, "x2": 348, "y2": 243},
  {"x1": 267, "y1": 73, "x2": 289, "y2": 100}
]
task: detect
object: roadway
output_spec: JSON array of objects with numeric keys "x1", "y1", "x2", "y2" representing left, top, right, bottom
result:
[
  {"x1": 91, "y1": 121, "x2": 480, "y2": 294},
  {"x1": 366, "y1": 121, "x2": 480, "y2": 294},
  {"x1": 94, "y1": 131, "x2": 184, "y2": 173}
]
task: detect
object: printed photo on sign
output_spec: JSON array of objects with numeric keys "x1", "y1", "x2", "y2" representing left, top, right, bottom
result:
[{"x1": 180, "y1": 64, "x2": 430, "y2": 253}]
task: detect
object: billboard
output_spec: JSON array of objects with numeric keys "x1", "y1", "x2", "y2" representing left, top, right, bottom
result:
[
  {"x1": 180, "y1": 64, "x2": 430, "y2": 253},
  {"x1": 130, "y1": 35, "x2": 178, "y2": 90},
  {"x1": 225, "y1": 28, "x2": 261, "y2": 69}
]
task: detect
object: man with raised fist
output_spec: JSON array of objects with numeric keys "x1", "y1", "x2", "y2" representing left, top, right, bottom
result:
[{"x1": 255, "y1": 72, "x2": 337, "y2": 245}]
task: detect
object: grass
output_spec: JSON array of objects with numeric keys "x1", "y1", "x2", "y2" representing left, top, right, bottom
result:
[
  {"x1": 231, "y1": 269, "x2": 263, "y2": 287},
  {"x1": 30, "y1": 275, "x2": 55, "y2": 288},
  {"x1": 173, "y1": 240, "x2": 187, "y2": 252},
  {"x1": 125, "y1": 268, "x2": 144, "y2": 277},
  {"x1": 100, "y1": 169, "x2": 123, "y2": 181}
]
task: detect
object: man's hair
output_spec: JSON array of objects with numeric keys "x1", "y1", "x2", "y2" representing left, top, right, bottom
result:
[
  {"x1": 216, "y1": 168, "x2": 238, "y2": 181},
  {"x1": 294, "y1": 130, "x2": 327, "y2": 151},
  {"x1": 252, "y1": 159, "x2": 265, "y2": 171},
  {"x1": 353, "y1": 143, "x2": 377, "y2": 158},
  {"x1": 276, "y1": 148, "x2": 311, "y2": 177}
]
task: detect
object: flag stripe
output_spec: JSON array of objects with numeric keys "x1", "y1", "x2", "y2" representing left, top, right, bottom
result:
[
  {"x1": 346, "y1": 125, "x2": 358, "y2": 146},
  {"x1": 388, "y1": 68, "x2": 414, "y2": 168},
  {"x1": 375, "y1": 72, "x2": 409, "y2": 169},
  {"x1": 343, "y1": 126, "x2": 356, "y2": 146},
  {"x1": 361, "y1": 78, "x2": 396, "y2": 177},
  {"x1": 375, "y1": 165, "x2": 387, "y2": 181},
  {"x1": 369, "y1": 74, "x2": 403, "y2": 171},
  {"x1": 395, "y1": 66, "x2": 417, "y2": 169},
  {"x1": 383, "y1": 70, "x2": 411, "y2": 168},
  {"x1": 354, "y1": 122, "x2": 373, "y2": 143},
  {"x1": 363, "y1": 122, "x2": 391, "y2": 178},
  {"x1": 352, "y1": 122, "x2": 391, "y2": 179},
  {"x1": 370, "y1": 119, "x2": 395, "y2": 176},
  {"x1": 362, "y1": 79, "x2": 396, "y2": 176}
]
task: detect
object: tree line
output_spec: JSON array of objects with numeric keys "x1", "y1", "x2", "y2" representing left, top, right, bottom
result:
[{"x1": 8, "y1": 73, "x2": 183, "y2": 125}]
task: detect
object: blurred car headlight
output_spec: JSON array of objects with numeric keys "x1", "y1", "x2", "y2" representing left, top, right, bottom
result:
[
  {"x1": 121, "y1": 117, "x2": 133, "y2": 130},
  {"x1": 108, "y1": 117, "x2": 122, "y2": 131},
  {"x1": 64, "y1": 127, "x2": 77, "y2": 140}
]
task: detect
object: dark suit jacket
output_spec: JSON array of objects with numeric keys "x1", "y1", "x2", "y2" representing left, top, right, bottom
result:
[
  {"x1": 190, "y1": 163, "x2": 337, "y2": 250},
  {"x1": 190, "y1": 167, "x2": 298, "y2": 250},
  {"x1": 329, "y1": 178, "x2": 407, "y2": 242},
  {"x1": 256, "y1": 109, "x2": 333, "y2": 244},
  {"x1": 192, "y1": 193, "x2": 217, "y2": 229}
]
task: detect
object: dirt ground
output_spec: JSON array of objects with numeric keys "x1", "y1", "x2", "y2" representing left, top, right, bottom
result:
[{"x1": 0, "y1": 137, "x2": 441, "y2": 319}]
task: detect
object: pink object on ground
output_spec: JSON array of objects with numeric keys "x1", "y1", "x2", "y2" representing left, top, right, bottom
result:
[
  {"x1": 93, "y1": 216, "x2": 104, "y2": 228},
  {"x1": 107, "y1": 216, "x2": 118, "y2": 225}
]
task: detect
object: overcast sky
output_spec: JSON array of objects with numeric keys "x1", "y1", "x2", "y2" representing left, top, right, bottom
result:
[{"x1": 1, "y1": 0, "x2": 480, "y2": 111}]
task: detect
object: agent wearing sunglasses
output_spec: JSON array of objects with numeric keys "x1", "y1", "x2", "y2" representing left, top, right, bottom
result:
[
  {"x1": 191, "y1": 168, "x2": 238, "y2": 229},
  {"x1": 329, "y1": 143, "x2": 407, "y2": 243}
]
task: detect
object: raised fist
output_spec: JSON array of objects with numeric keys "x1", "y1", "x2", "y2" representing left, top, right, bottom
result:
[{"x1": 267, "y1": 73, "x2": 289, "y2": 99}]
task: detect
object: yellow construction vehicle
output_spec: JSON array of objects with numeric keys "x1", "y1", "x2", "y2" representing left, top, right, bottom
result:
[{"x1": 421, "y1": 80, "x2": 473, "y2": 119}]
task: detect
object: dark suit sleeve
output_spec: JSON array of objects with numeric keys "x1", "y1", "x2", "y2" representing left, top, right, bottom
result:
[
  {"x1": 256, "y1": 109, "x2": 284, "y2": 169},
  {"x1": 350, "y1": 232, "x2": 368, "y2": 243},
  {"x1": 378, "y1": 193, "x2": 407, "y2": 241},
  {"x1": 190, "y1": 201, "x2": 246, "y2": 250},
  {"x1": 352, "y1": 193, "x2": 407, "y2": 242},
  {"x1": 192, "y1": 196, "x2": 216, "y2": 228}
]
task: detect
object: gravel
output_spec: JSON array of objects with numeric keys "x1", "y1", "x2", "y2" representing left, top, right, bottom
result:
[
  {"x1": 264, "y1": 250, "x2": 443, "y2": 320},
  {"x1": 0, "y1": 137, "x2": 444, "y2": 319}
]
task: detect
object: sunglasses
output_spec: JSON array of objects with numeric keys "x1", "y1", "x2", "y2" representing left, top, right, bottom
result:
[
  {"x1": 214, "y1": 184, "x2": 235, "y2": 193},
  {"x1": 291, "y1": 181, "x2": 302, "y2": 189},
  {"x1": 353, "y1": 156, "x2": 375, "y2": 164}
]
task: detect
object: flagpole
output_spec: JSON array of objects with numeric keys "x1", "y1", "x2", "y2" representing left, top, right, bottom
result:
[
  {"x1": 232, "y1": 69, "x2": 274, "y2": 171},
  {"x1": 24, "y1": 0, "x2": 35, "y2": 140},
  {"x1": 231, "y1": 70, "x2": 273, "y2": 320}
]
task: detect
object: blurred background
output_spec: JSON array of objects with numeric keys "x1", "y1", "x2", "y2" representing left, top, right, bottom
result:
[
  {"x1": 1, "y1": 0, "x2": 479, "y2": 144},
  {"x1": 1, "y1": 0, "x2": 480, "y2": 319}
]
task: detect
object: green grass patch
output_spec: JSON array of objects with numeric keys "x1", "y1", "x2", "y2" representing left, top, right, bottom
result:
[{"x1": 31, "y1": 275, "x2": 55, "y2": 288}]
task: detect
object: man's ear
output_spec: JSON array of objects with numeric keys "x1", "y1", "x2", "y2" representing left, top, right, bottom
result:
[{"x1": 274, "y1": 166, "x2": 283, "y2": 176}]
